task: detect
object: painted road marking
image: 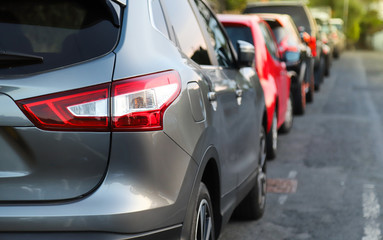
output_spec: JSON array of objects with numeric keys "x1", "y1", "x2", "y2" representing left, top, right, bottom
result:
[{"x1": 362, "y1": 184, "x2": 382, "y2": 240}]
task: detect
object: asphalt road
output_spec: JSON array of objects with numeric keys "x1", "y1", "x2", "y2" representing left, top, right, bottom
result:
[{"x1": 219, "y1": 50, "x2": 383, "y2": 240}]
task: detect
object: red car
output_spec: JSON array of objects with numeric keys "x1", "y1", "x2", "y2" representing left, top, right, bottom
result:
[{"x1": 219, "y1": 14, "x2": 293, "y2": 159}]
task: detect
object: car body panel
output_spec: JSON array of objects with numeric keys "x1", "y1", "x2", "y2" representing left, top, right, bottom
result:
[
  {"x1": 219, "y1": 14, "x2": 290, "y2": 132},
  {"x1": 0, "y1": 56, "x2": 116, "y2": 201}
]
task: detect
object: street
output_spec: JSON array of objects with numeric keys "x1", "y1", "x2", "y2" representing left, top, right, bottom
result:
[{"x1": 219, "y1": 50, "x2": 383, "y2": 240}]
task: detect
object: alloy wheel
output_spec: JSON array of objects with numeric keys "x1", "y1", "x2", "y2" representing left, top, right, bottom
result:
[
  {"x1": 272, "y1": 113, "x2": 278, "y2": 151},
  {"x1": 258, "y1": 127, "x2": 267, "y2": 209},
  {"x1": 195, "y1": 199, "x2": 214, "y2": 240}
]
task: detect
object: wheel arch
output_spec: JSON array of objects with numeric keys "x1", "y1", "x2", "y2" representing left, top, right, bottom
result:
[{"x1": 180, "y1": 146, "x2": 222, "y2": 239}]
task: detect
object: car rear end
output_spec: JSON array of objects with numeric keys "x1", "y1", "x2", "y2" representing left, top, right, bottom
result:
[
  {"x1": 0, "y1": 0, "x2": 120, "y2": 202},
  {"x1": 0, "y1": 0, "x2": 196, "y2": 239},
  {"x1": 244, "y1": 2, "x2": 319, "y2": 59},
  {"x1": 244, "y1": 2, "x2": 319, "y2": 98},
  {"x1": 259, "y1": 13, "x2": 312, "y2": 114}
]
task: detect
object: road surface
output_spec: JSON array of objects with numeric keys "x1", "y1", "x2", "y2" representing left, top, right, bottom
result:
[{"x1": 219, "y1": 50, "x2": 383, "y2": 240}]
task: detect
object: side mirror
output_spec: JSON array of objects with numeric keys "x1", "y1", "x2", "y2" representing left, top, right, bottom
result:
[
  {"x1": 281, "y1": 46, "x2": 300, "y2": 63},
  {"x1": 237, "y1": 40, "x2": 255, "y2": 68},
  {"x1": 283, "y1": 51, "x2": 300, "y2": 63}
]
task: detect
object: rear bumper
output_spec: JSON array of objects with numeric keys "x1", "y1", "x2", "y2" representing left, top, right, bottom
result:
[{"x1": 0, "y1": 225, "x2": 182, "y2": 240}]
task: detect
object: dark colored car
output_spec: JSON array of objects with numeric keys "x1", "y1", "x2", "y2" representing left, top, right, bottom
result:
[
  {"x1": 258, "y1": 13, "x2": 313, "y2": 115},
  {"x1": 218, "y1": 14, "x2": 293, "y2": 159},
  {"x1": 244, "y1": 1, "x2": 325, "y2": 95},
  {"x1": 0, "y1": 0, "x2": 267, "y2": 239},
  {"x1": 314, "y1": 17, "x2": 333, "y2": 77}
]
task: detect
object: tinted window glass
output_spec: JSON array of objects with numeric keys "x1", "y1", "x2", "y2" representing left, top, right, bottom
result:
[
  {"x1": 271, "y1": 26, "x2": 286, "y2": 44},
  {"x1": 224, "y1": 26, "x2": 254, "y2": 54},
  {"x1": 150, "y1": 0, "x2": 169, "y2": 37},
  {"x1": 0, "y1": 0, "x2": 120, "y2": 76},
  {"x1": 259, "y1": 23, "x2": 278, "y2": 59},
  {"x1": 194, "y1": 0, "x2": 234, "y2": 68},
  {"x1": 244, "y1": 6, "x2": 311, "y2": 33},
  {"x1": 161, "y1": 0, "x2": 211, "y2": 65},
  {"x1": 266, "y1": 20, "x2": 299, "y2": 46}
]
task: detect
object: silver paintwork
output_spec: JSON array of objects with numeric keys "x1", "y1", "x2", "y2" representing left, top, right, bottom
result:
[{"x1": 0, "y1": 0, "x2": 266, "y2": 239}]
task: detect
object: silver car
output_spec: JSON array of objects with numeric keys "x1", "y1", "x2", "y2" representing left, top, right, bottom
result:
[{"x1": 0, "y1": 0, "x2": 267, "y2": 239}]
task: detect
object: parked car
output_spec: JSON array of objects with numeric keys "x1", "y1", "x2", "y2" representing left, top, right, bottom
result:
[
  {"x1": 329, "y1": 18, "x2": 346, "y2": 58},
  {"x1": 0, "y1": 0, "x2": 267, "y2": 239},
  {"x1": 258, "y1": 13, "x2": 313, "y2": 115},
  {"x1": 244, "y1": 1, "x2": 324, "y2": 96},
  {"x1": 313, "y1": 17, "x2": 333, "y2": 77},
  {"x1": 218, "y1": 14, "x2": 293, "y2": 160}
]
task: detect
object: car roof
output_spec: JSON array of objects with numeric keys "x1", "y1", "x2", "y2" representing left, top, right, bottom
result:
[
  {"x1": 217, "y1": 13, "x2": 261, "y2": 26},
  {"x1": 256, "y1": 13, "x2": 291, "y2": 26},
  {"x1": 246, "y1": 1, "x2": 307, "y2": 7}
]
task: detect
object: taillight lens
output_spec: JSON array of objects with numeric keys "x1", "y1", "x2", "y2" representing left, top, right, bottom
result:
[
  {"x1": 112, "y1": 71, "x2": 181, "y2": 131},
  {"x1": 17, "y1": 84, "x2": 110, "y2": 131},
  {"x1": 16, "y1": 71, "x2": 181, "y2": 132},
  {"x1": 309, "y1": 36, "x2": 317, "y2": 57}
]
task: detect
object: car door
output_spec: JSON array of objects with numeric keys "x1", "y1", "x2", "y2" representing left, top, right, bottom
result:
[
  {"x1": 159, "y1": 0, "x2": 240, "y2": 199},
  {"x1": 192, "y1": 0, "x2": 261, "y2": 191},
  {"x1": 259, "y1": 21, "x2": 289, "y2": 126}
]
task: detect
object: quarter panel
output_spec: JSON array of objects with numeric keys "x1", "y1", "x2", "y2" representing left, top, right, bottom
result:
[
  {"x1": 0, "y1": 132, "x2": 197, "y2": 233},
  {"x1": 0, "y1": 128, "x2": 110, "y2": 201}
]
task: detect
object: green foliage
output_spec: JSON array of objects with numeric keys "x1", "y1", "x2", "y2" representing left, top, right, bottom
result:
[
  {"x1": 309, "y1": 0, "x2": 382, "y2": 44},
  {"x1": 225, "y1": 0, "x2": 247, "y2": 11},
  {"x1": 360, "y1": 10, "x2": 383, "y2": 34}
]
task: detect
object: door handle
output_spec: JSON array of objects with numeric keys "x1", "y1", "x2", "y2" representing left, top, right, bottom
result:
[
  {"x1": 236, "y1": 89, "x2": 243, "y2": 97},
  {"x1": 236, "y1": 89, "x2": 243, "y2": 106},
  {"x1": 208, "y1": 92, "x2": 217, "y2": 111},
  {"x1": 208, "y1": 92, "x2": 217, "y2": 101}
]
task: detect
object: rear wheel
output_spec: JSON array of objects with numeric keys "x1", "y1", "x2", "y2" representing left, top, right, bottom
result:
[
  {"x1": 266, "y1": 110, "x2": 277, "y2": 160},
  {"x1": 233, "y1": 125, "x2": 267, "y2": 220},
  {"x1": 190, "y1": 183, "x2": 215, "y2": 240},
  {"x1": 293, "y1": 81, "x2": 306, "y2": 115},
  {"x1": 306, "y1": 73, "x2": 315, "y2": 103},
  {"x1": 314, "y1": 56, "x2": 325, "y2": 91},
  {"x1": 280, "y1": 93, "x2": 293, "y2": 133}
]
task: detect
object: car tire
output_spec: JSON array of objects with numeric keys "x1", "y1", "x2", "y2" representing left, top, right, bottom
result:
[
  {"x1": 333, "y1": 48, "x2": 339, "y2": 59},
  {"x1": 314, "y1": 56, "x2": 325, "y2": 91},
  {"x1": 266, "y1": 109, "x2": 277, "y2": 160},
  {"x1": 280, "y1": 93, "x2": 293, "y2": 133},
  {"x1": 306, "y1": 74, "x2": 314, "y2": 103},
  {"x1": 233, "y1": 125, "x2": 267, "y2": 220},
  {"x1": 325, "y1": 56, "x2": 331, "y2": 77},
  {"x1": 293, "y1": 81, "x2": 306, "y2": 115},
  {"x1": 190, "y1": 182, "x2": 216, "y2": 240}
]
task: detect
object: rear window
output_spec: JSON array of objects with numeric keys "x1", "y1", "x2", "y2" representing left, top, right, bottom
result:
[
  {"x1": 266, "y1": 20, "x2": 300, "y2": 46},
  {"x1": 244, "y1": 6, "x2": 312, "y2": 34},
  {"x1": 0, "y1": 0, "x2": 121, "y2": 77},
  {"x1": 224, "y1": 26, "x2": 254, "y2": 54},
  {"x1": 269, "y1": 25, "x2": 286, "y2": 44}
]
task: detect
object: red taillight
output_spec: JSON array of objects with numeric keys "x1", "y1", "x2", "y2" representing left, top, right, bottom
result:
[
  {"x1": 16, "y1": 71, "x2": 181, "y2": 132},
  {"x1": 17, "y1": 84, "x2": 110, "y2": 131},
  {"x1": 309, "y1": 36, "x2": 317, "y2": 57},
  {"x1": 112, "y1": 71, "x2": 181, "y2": 131}
]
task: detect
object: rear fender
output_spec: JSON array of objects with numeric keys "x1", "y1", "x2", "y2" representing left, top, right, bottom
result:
[{"x1": 180, "y1": 146, "x2": 221, "y2": 240}]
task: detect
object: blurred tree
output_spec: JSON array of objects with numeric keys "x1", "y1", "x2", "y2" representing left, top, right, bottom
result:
[
  {"x1": 226, "y1": 0, "x2": 247, "y2": 11},
  {"x1": 359, "y1": 9, "x2": 383, "y2": 48},
  {"x1": 309, "y1": 0, "x2": 363, "y2": 45},
  {"x1": 207, "y1": 0, "x2": 246, "y2": 12}
]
